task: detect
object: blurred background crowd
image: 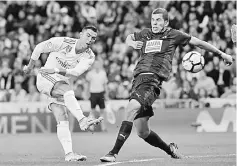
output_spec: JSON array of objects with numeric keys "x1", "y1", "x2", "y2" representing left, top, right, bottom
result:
[{"x1": 0, "y1": 0, "x2": 236, "y2": 103}]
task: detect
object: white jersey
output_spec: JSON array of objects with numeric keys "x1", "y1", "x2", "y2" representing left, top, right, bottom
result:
[{"x1": 31, "y1": 37, "x2": 95, "y2": 79}]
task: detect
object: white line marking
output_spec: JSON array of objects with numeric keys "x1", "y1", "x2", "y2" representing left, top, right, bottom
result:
[{"x1": 95, "y1": 154, "x2": 236, "y2": 166}]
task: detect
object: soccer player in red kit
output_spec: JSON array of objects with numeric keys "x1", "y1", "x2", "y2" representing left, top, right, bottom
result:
[{"x1": 100, "y1": 8, "x2": 234, "y2": 162}]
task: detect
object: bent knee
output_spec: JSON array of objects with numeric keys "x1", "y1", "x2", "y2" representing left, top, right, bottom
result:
[
  {"x1": 52, "y1": 82, "x2": 71, "y2": 97},
  {"x1": 51, "y1": 105, "x2": 68, "y2": 122},
  {"x1": 125, "y1": 99, "x2": 141, "y2": 121},
  {"x1": 137, "y1": 130, "x2": 150, "y2": 139},
  {"x1": 55, "y1": 111, "x2": 68, "y2": 122}
]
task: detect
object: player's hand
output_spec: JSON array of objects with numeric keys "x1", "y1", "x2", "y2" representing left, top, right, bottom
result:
[
  {"x1": 131, "y1": 41, "x2": 143, "y2": 49},
  {"x1": 38, "y1": 68, "x2": 56, "y2": 74},
  {"x1": 23, "y1": 65, "x2": 31, "y2": 74},
  {"x1": 221, "y1": 53, "x2": 235, "y2": 66}
]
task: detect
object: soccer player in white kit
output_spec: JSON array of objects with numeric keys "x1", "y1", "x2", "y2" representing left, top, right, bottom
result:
[{"x1": 23, "y1": 26, "x2": 103, "y2": 161}]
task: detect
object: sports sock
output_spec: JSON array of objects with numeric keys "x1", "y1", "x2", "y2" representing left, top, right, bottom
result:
[
  {"x1": 57, "y1": 121, "x2": 73, "y2": 155},
  {"x1": 64, "y1": 90, "x2": 85, "y2": 122},
  {"x1": 110, "y1": 121, "x2": 133, "y2": 154},
  {"x1": 144, "y1": 130, "x2": 172, "y2": 155}
]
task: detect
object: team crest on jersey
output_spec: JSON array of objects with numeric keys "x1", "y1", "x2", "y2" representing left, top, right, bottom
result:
[
  {"x1": 145, "y1": 40, "x2": 163, "y2": 53},
  {"x1": 46, "y1": 41, "x2": 53, "y2": 49},
  {"x1": 65, "y1": 45, "x2": 72, "y2": 53},
  {"x1": 85, "y1": 49, "x2": 94, "y2": 59}
]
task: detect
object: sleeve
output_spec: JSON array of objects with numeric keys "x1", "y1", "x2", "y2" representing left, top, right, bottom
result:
[
  {"x1": 66, "y1": 50, "x2": 95, "y2": 77},
  {"x1": 31, "y1": 37, "x2": 64, "y2": 60},
  {"x1": 134, "y1": 28, "x2": 150, "y2": 41},
  {"x1": 173, "y1": 30, "x2": 191, "y2": 46}
]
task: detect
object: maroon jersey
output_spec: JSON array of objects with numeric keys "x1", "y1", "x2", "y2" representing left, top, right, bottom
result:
[{"x1": 133, "y1": 28, "x2": 191, "y2": 81}]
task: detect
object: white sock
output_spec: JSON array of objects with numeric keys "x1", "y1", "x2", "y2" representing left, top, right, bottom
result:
[
  {"x1": 63, "y1": 90, "x2": 85, "y2": 122},
  {"x1": 57, "y1": 121, "x2": 73, "y2": 155}
]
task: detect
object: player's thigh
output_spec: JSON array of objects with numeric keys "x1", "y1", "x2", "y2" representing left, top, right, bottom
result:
[
  {"x1": 125, "y1": 99, "x2": 141, "y2": 121},
  {"x1": 36, "y1": 73, "x2": 56, "y2": 96},
  {"x1": 51, "y1": 81, "x2": 72, "y2": 98},
  {"x1": 134, "y1": 116, "x2": 150, "y2": 138},
  {"x1": 36, "y1": 73, "x2": 70, "y2": 98},
  {"x1": 50, "y1": 103, "x2": 68, "y2": 123},
  {"x1": 130, "y1": 74, "x2": 161, "y2": 107}
]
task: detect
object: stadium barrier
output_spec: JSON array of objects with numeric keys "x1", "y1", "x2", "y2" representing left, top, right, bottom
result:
[{"x1": 0, "y1": 100, "x2": 236, "y2": 134}]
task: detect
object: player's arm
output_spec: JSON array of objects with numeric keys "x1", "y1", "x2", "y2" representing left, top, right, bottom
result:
[
  {"x1": 125, "y1": 34, "x2": 143, "y2": 49},
  {"x1": 189, "y1": 36, "x2": 234, "y2": 65},
  {"x1": 65, "y1": 56, "x2": 95, "y2": 77},
  {"x1": 23, "y1": 37, "x2": 64, "y2": 74},
  {"x1": 41, "y1": 51, "x2": 95, "y2": 77}
]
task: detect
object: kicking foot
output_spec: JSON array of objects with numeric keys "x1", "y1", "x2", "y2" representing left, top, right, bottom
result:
[
  {"x1": 100, "y1": 152, "x2": 116, "y2": 162},
  {"x1": 79, "y1": 117, "x2": 104, "y2": 131},
  {"x1": 65, "y1": 152, "x2": 87, "y2": 161},
  {"x1": 169, "y1": 143, "x2": 183, "y2": 159}
]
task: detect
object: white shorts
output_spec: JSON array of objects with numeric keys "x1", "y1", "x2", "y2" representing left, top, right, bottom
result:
[{"x1": 36, "y1": 72, "x2": 70, "y2": 106}]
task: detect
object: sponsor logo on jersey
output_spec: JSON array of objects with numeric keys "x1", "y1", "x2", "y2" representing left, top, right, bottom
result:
[
  {"x1": 145, "y1": 40, "x2": 163, "y2": 53},
  {"x1": 56, "y1": 57, "x2": 78, "y2": 69}
]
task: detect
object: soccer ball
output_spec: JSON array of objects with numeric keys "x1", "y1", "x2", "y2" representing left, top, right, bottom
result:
[{"x1": 182, "y1": 51, "x2": 205, "y2": 73}]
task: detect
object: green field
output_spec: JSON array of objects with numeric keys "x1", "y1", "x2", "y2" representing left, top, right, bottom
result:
[{"x1": 0, "y1": 131, "x2": 235, "y2": 166}]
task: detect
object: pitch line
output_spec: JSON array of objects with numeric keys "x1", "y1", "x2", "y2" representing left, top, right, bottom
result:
[{"x1": 95, "y1": 154, "x2": 236, "y2": 166}]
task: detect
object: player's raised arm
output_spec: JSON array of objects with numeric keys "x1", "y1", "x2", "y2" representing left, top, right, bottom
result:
[
  {"x1": 66, "y1": 54, "x2": 95, "y2": 77},
  {"x1": 189, "y1": 36, "x2": 234, "y2": 65},
  {"x1": 23, "y1": 37, "x2": 64, "y2": 74},
  {"x1": 39, "y1": 50, "x2": 96, "y2": 77}
]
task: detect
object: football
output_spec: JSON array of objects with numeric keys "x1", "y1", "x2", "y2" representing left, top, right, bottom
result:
[{"x1": 182, "y1": 51, "x2": 205, "y2": 73}]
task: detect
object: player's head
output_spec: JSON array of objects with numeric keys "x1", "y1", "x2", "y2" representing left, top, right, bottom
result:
[
  {"x1": 80, "y1": 25, "x2": 98, "y2": 48},
  {"x1": 151, "y1": 8, "x2": 169, "y2": 33}
]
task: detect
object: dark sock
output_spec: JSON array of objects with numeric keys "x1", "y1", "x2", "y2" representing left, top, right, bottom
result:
[
  {"x1": 144, "y1": 130, "x2": 172, "y2": 155},
  {"x1": 110, "y1": 121, "x2": 133, "y2": 155}
]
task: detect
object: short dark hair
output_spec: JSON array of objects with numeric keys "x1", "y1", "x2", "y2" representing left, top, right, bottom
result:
[
  {"x1": 152, "y1": 8, "x2": 169, "y2": 21},
  {"x1": 82, "y1": 25, "x2": 98, "y2": 33}
]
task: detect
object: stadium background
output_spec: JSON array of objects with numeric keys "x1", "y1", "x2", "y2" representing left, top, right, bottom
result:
[
  {"x1": 0, "y1": 1, "x2": 236, "y2": 166},
  {"x1": 0, "y1": 0, "x2": 236, "y2": 102}
]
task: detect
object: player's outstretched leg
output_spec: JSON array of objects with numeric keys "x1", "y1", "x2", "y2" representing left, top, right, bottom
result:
[
  {"x1": 51, "y1": 83, "x2": 104, "y2": 131},
  {"x1": 134, "y1": 115, "x2": 182, "y2": 159},
  {"x1": 57, "y1": 121, "x2": 87, "y2": 161},
  {"x1": 100, "y1": 121, "x2": 133, "y2": 162},
  {"x1": 100, "y1": 99, "x2": 139, "y2": 162},
  {"x1": 142, "y1": 130, "x2": 182, "y2": 159},
  {"x1": 143, "y1": 130, "x2": 182, "y2": 159},
  {"x1": 52, "y1": 103, "x2": 88, "y2": 162},
  {"x1": 168, "y1": 143, "x2": 182, "y2": 159},
  {"x1": 79, "y1": 116, "x2": 104, "y2": 131}
]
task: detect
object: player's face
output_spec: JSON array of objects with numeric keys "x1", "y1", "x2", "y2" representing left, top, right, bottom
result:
[
  {"x1": 80, "y1": 29, "x2": 97, "y2": 48},
  {"x1": 151, "y1": 13, "x2": 167, "y2": 33}
]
